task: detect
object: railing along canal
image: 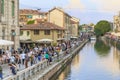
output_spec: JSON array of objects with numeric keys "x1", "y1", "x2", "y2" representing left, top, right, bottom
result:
[{"x1": 4, "y1": 41, "x2": 82, "y2": 80}]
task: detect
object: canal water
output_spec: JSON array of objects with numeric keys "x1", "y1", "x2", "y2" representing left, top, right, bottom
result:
[{"x1": 56, "y1": 39, "x2": 120, "y2": 80}]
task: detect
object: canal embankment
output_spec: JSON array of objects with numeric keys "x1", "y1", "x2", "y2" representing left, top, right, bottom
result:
[
  {"x1": 4, "y1": 40, "x2": 88, "y2": 80},
  {"x1": 38, "y1": 40, "x2": 88, "y2": 80}
]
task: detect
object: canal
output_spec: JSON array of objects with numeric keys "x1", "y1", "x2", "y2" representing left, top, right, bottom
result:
[{"x1": 56, "y1": 39, "x2": 120, "y2": 80}]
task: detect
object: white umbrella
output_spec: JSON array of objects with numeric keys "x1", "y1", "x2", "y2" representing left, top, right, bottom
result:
[
  {"x1": 57, "y1": 38, "x2": 65, "y2": 41},
  {"x1": 71, "y1": 37, "x2": 78, "y2": 39},
  {"x1": 0, "y1": 39, "x2": 14, "y2": 45},
  {"x1": 36, "y1": 39, "x2": 53, "y2": 43}
]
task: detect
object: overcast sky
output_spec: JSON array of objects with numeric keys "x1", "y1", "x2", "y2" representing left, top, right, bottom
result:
[{"x1": 19, "y1": 0, "x2": 120, "y2": 24}]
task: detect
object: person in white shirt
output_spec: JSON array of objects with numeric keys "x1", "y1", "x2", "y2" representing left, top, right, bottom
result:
[
  {"x1": 34, "y1": 46, "x2": 38, "y2": 52},
  {"x1": 20, "y1": 51, "x2": 26, "y2": 65},
  {"x1": 10, "y1": 55, "x2": 15, "y2": 63}
]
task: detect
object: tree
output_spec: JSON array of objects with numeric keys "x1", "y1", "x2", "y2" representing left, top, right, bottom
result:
[
  {"x1": 27, "y1": 20, "x2": 35, "y2": 24},
  {"x1": 94, "y1": 20, "x2": 111, "y2": 37},
  {"x1": 78, "y1": 25, "x2": 82, "y2": 31},
  {"x1": 89, "y1": 23, "x2": 94, "y2": 26}
]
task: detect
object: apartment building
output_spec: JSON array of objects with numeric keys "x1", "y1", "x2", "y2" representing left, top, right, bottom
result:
[{"x1": 0, "y1": 0, "x2": 19, "y2": 49}]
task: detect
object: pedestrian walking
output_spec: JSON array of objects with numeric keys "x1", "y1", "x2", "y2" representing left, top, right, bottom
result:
[
  {"x1": 0, "y1": 65, "x2": 3, "y2": 79},
  {"x1": 20, "y1": 51, "x2": 26, "y2": 65},
  {"x1": 9, "y1": 63, "x2": 17, "y2": 75},
  {"x1": 25, "y1": 53, "x2": 29, "y2": 68}
]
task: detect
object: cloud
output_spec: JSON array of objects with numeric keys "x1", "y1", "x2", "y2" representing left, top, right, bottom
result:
[
  {"x1": 65, "y1": 0, "x2": 85, "y2": 10},
  {"x1": 91, "y1": 0, "x2": 120, "y2": 12}
]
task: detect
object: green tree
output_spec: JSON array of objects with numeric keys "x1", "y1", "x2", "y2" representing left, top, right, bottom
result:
[
  {"x1": 27, "y1": 20, "x2": 35, "y2": 24},
  {"x1": 78, "y1": 25, "x2": 82, "y2": 31},
  {"x1": 89, "y1": 23, "x2": 94, "y2": 26},
  {"x1": 94, "y1": 20, "x2": 111, "y2": 37}
]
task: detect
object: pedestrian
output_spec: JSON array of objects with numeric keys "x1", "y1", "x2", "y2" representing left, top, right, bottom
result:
[
  {"x1": 25, "y1": 53, "x2": 29, "y2": 68},
  {"x1": 38, "y1": 52, "x2": 41, "y2": 61},
  {"x1": 20, "y1": 51, "x2": 26, "y2": 65},
  {"x1": 44, "y1": 52, "x2": 50, "y2": 65},
  {"x1": 9, "y1": 63, "x2": 17, "y2": 75},
  {"x1": 30, "y1": 54, "x2": 34, "y2": 66},
  {"x1": 0, "y1": 65, "x2": 3, "y2": 79}
]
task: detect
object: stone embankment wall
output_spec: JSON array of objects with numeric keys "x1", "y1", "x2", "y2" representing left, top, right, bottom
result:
[{"x1": 39, "y1": 40, "x2": 88, "y2": 80}]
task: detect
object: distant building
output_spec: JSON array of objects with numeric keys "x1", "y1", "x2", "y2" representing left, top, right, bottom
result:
[
  {"x1": 19, "y1": 9, "x2": 47, "y2": 26},
  {"x1": 20, "y1": 22, "x2": 65, "y2": 44},
  {"x1": 47, "y1": 7, "x2": 72, "y2": 40},
  {"x1": 0, "y1": 0, "x2": 19, "y2": 49},
  {"x1": 113, "y1": 15, "x2": 120, "y2": 32},
  {"x1": 70, "y1": 17, "x2": 80, "y2": 37},
  {"x1": 19, "y1": 7, "x2": 80, "y2": 42}
]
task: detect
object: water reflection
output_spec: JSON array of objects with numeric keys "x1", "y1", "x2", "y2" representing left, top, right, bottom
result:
[
  {"x1": 56, "y1": 40, "x2": 120, "y2": 80},
  {"x1": 56, "y1": 54, "x2": 80, "y2": 80},
  {"x1": 94, "y1": 39, "x2": 110, "y2": 57},
  {"x1": 71, "y1": 54, "x2": 80, "y2": 70},
  {"x1": 113, "y1": 46, "x2": 120, "y2": 71},
  {"x1": 56, "y1": 64, "x2": 71, "y2": 80}
]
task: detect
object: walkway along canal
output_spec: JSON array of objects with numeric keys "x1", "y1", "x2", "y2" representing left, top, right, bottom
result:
[
  {"x1": 4, "y1": 40, "x2": 88, "y2": 80},
  {"x1": 55, "y1": 39, "x2": 120, "y2": 80}
]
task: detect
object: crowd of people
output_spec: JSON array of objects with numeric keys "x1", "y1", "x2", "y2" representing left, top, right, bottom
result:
[{"x1": 0, "y1": 39, "x2": 81, "y2": 79}]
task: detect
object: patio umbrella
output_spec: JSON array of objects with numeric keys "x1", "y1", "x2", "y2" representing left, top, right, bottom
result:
[
  {"x1": 57, "y1": 38, "x2": 65, "y2": 41},
  {"x1": 0, "y1": 39, "x2": 14, "y2": 45},
  {"x1": 70, "y1": 37, "x2": 78, "y2": 39},
  {"x1": 36, "y1": 39, "x2": 53, "y2": 43}
]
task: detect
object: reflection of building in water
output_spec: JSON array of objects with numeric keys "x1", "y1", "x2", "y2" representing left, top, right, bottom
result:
[
  {"x1": 113, "y1": 46, "x2": 120, "y2": 69},
  {"x1": 71, "y1": 54, "x2": 80, "y2": 70},
  {"x1": 57, "y1": 64, "x2": 71, "y2": 80},
  {"x1": 90, "y1": 40, "x2": 95, "y2": 46}
]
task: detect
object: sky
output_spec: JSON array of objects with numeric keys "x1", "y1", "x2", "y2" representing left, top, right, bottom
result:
[{"x1": 19, "y1": 0, "x2": 120, "y2": 24}]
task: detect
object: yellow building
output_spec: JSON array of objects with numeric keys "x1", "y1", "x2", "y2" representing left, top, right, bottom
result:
[
  {"x1": 70, "y1": 17, "x2": 80, "y2": 37},
  {"x1": 19, "y1": 9, "x2": 47, "y2": 26},
  {"x1": 20, "y1": 22, "x2": 65, "y2": 44},
  {"x1": 114, "y1": 15, "x2": 120, "y2": 32},
  {"x1": 47, "y1": 7, "x2": 72, "y2": 40}
]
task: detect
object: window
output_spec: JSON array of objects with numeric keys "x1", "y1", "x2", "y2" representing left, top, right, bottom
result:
[
  {"x1": 34, "y1": 30, "x2": 39, "y2": 35},
  {"x1": 12, "y1": 1, "x2": 15, "y2": 17},
  {"x1": 27, "y1": 15, "x2": 32, "y2": 18},
  {"x1": 44, "y1": 30, "x2": 50, "y2": 35},
  {"x1": 1, "y1": 0, "x2": 4, "y2": 15},
  {"x1": 2, "y1": 28, "x2": 5, "y2": 39},
  {"x1": 20, "y1": 31, "x2": 23, "y2": 36},
  {"x1": 27, "y1": 31, "x2": 29, "y2": 36}
]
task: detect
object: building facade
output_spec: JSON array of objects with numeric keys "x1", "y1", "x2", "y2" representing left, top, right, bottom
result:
[
  {"x1": 20, "y1": 22, "x2": 65, "y2": 44},
  {"x1": 70, "y1": 17, "x2": 80, "y2": 37},
  {"x1": 19, "y1": 9, "x2": 47, "y2": 26},
  {"x1": 0, "y1": 0, "x2": 19, "y2": 49},
  {"x1": 47, "y1": 7, "x2": 72, "y2": 40},
  {"x1": 113, "y1": 15, "x2": 120, "y2": 32}
]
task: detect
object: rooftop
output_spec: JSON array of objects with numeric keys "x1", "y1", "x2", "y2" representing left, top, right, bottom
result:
[
  {"x1": 20, "y1": 9, "x2": 47, "y2": 15},
  {"x1": 20, "y1": 22, "x2": 65, "y2": 30}
]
